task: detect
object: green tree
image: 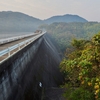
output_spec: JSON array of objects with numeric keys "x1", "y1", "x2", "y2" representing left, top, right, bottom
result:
[{"x1": 60, "y1": 32, "x2": 100, "y2": 100}]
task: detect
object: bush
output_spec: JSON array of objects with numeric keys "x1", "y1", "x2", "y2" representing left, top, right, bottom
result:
[{"x1": 63, "y1": 87, "x2": 94, "y2": 100}]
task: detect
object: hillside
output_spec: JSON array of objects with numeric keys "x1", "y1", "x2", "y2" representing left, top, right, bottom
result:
[
  {"x1": 40, "y1": 22, "x2": 100, "y2": 52},
  {"x1": 0, "y1": 11, "x2": 43, "y2": 32},
  {"x1": 0, "y1": 11, "x2": 89, "y2": 32},
  {"x1": 60, "y1": 32, "x2": 100, "y2": 100},
  {"x1": 44, "y1": 14, "x2": 88, "y2": 24}
]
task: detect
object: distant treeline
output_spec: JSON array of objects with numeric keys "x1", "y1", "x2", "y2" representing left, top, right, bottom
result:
[{"x1": 40, "y1": 22, "x2": 100, "y2": 52}]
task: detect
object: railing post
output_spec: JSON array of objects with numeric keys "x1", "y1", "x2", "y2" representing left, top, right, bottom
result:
[
  {"x1": 8, "y1": 48, "x2": 10, "y2": 57},
  {"x1": 27, "y1": 40, "x2": 30, "y2": 44},
  {"x1": 24, "y1": 41, "x2": 26, "y2": 46},
  {"x1": 18, "y1": 44, "x2": 20, "y2": 50},
  {"x1": 29, "y1": 40, "x2": 32, "y2": 44}
]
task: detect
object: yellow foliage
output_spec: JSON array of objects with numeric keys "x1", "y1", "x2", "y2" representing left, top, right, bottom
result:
[
  {"x1": 81, "y1": 81, "x2": 84, "y2": 84},
  {"x1": 96, "y1": 78, "x2": 99, "y2": 82},
  {"x1": 79, "y1": 75, "x2": 82, "y2": 80},
  {"x1": 94, "y1": 85, "x2": 99, "y2": 89},
  {"x1": 88, "y1": 82, "x2": 92, "y2": 86},
  {"x1": 95, "y1": 89, "x2": 99, "y2": 95}
]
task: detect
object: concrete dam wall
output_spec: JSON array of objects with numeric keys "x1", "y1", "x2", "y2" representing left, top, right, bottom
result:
[{"x1": 0, "y1": 34, "x2": 63, "y2": 100}]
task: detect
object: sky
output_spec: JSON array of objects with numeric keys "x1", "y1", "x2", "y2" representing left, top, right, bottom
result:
[{"x1": 0, "y1": 0, "x2": 100, "y2": 22}]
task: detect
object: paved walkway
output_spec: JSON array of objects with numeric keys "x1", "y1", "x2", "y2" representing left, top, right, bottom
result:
[{"x1": 0, "y1": 36, "x2": 34, "y2": 51}]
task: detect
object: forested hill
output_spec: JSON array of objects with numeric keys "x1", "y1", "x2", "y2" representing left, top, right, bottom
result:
[
  {"x1": 0, "y1": 11, "x2": 88, "y2": 32},
  {"x1": 0, "y1": 11, "x2": 43, "y2": 32},
  {"x1": 44, "y1": 14, "x2": 88, "y2": 24},
  {"x1": 40, "y1": 22, "x2": 100, "y2": 52}
]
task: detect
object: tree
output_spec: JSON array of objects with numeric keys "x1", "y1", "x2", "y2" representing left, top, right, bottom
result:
[{"x1": 60, "y1": 32, "x2": 100, "y2": 100}]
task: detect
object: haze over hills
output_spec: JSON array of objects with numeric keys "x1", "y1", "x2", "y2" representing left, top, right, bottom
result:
[
  {"x1": 0, "y1": 11, "x2": 43, "y2": 32},
  {"x1": 0, "y1": 11, "x2": 88, "y2": 32},
  {"x1": 44, "y1": 14, "x2": 88, "y2": 24}
]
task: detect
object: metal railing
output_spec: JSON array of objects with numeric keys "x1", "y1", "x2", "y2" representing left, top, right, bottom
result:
[
  {"x1": 0, "y1": 33, "x2": 36, "y2": 45},
  {"x1": 0, "y1": 32, "x2": 45, "y2": 63}
]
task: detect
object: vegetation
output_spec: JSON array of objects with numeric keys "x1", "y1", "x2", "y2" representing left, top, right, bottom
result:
[
  {"x1": 60, "y1": 32, "x2": 100, "y2": 100},
  {"x1": 44, "y1": 14, "x2": 87, "y2": 24},
  {"x1": 0, "y1": 11, "x2": 43, "y2": 32},
  {"x1": 40, "y1": 22, "x2": 100, "y2": 52}
]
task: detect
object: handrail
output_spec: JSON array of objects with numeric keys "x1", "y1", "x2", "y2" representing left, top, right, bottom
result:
[
  {"x1": 0, "y1": 32, "x2": 45, "y2": 62},
  {"x1": 0, "y1": 33, "x2": 36, "y2": 45}
]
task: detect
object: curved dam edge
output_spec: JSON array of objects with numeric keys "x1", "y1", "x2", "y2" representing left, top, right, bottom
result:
[{"x1": 0, "y1": 33, "x2": 63, "y2": 100}]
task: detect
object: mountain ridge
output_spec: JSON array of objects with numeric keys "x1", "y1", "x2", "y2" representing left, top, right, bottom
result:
[
  {"x1": 0, "y1": 11, "x2": 88, "y2": 32},
  {"x1": 44, "y1": 14, "x2": 88, "y2": 24},
  {"x1": 0, "y1": 11, "x2": 43, "y2": 32}
]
